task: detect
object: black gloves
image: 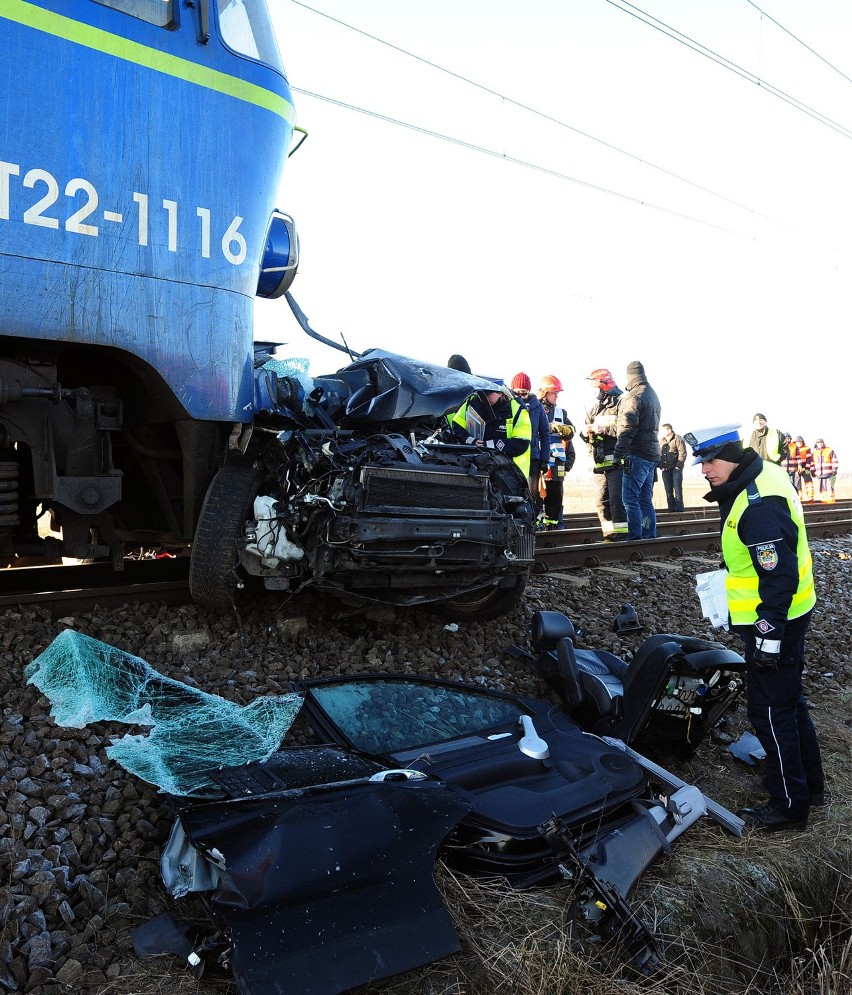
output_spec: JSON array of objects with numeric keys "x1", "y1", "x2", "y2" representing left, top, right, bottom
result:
[{"x1": 753, "y1": 636, "x2": 781, "y2": 673}]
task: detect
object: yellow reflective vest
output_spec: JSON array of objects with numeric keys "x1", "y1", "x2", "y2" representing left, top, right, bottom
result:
[
  {"x1": 722, "y1": 463, "x2": 816, "y2": 625},
  {"x1": 451, "y1": 397, "x2": 531, "y2": 478}
]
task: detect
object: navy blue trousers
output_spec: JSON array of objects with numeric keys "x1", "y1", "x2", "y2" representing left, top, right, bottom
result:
[{"x1": 737, "y1": 612, "x2": 824, "y2": 817}]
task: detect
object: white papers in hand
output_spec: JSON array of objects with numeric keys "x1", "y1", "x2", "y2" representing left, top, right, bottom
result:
[{"x1": 695, "y1": 569, "x2": 729, "y2": 629}]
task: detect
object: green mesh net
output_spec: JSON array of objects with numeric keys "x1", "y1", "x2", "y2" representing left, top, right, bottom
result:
[{"x1": 25, "y1": 629, "x2": 303, "y2": 797}]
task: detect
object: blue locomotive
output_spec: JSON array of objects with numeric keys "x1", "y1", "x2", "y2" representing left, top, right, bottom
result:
[
  {"x1": 1, "y1": 0, "x2": 537, "y2": 619},
  {"x1": 0, "y1": 0, "x2": 298, "y2": 565}
]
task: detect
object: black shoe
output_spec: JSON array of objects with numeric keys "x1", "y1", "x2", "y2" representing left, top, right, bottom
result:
[{"x1": 737, "y1": 802, "x2": 808, "y2": 832}]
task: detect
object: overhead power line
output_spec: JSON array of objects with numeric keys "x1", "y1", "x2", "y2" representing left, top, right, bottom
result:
[
  {"x1": 292, "y1": 86, "x2": 757, "y2": 240},
  {"x1": 745, "y1": 0, "x2": 852, "y2": 87},
  {"x1": 604, "y1": 0, "x2": 852, "y2": 141},
  {"x1": 289, "y1": 0, "x2": 783, "y2": 225}
]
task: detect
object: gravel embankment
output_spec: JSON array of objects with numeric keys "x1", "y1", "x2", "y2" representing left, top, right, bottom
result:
[{"x1": 1, "y1": 536, "x2": 850, "y2": 993}]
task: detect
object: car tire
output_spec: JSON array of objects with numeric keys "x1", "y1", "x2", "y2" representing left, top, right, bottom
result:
[
  {"x1": 430, "y1": 576, "x2": 527, "y2": 622},
  {"x1": 189, "y1": 463, "x2": 264, "y2": 612}
]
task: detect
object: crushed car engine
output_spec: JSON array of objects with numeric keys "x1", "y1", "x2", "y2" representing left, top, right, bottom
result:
[{"x1": 189, "y1": 348, "x2": 536, "y2": 620}]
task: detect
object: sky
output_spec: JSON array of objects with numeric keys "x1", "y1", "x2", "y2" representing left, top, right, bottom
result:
[{"x1": 255, "y1": 0, "x2": 852, "y2": 478}]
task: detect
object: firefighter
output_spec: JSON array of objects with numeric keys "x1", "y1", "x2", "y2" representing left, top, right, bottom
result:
[
  {"x1": 685, "y1": 424, "x2": 824, "y2": 831},
  {"x1": 537, "y1": 375, "x2": 575, "y2": 529},
  {"x1": 580, "y1": 368, "x2": 627, "y2": 540},
  {"x1": 449, "y1": 385, "x2": 531, "y2": 479}
]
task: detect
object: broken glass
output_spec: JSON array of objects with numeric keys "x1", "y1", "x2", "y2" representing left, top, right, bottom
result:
[
  {"x1": 299, "y1": 676, "x2": 529, "y2": 755},
  {"x1": 25, "y1": 629, "x2": 302, "y2": 796}
]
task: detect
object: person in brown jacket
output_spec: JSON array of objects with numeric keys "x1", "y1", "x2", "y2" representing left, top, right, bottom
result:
[{"x1": 658, "y1": 423, "x2": 687, "y2": 511}]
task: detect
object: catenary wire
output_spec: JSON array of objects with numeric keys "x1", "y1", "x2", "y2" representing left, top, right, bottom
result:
[
  {"x1": 604, "y1": 0, "x2": 852, "y2": 141},
  {"x1": 745, "y1": 0, "x2": 852, "y2": 87},
  {"x1": 292, "y1": 86, "x2": 757, "y2": 240},
  {"x1": 289, "y1": 0, "x2": 785, "y2": 226}
]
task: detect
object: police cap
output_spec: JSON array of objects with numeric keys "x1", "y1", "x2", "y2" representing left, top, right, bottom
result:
[{"x1": 683, "y1": 425, "x2": 742, "y2": 465}]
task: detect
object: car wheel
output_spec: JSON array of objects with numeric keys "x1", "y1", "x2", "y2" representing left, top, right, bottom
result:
[
  {"x1": 430, "y1": 576, "x2": 527, "y2": 622},
  {"x1": 189, "y1": 463, "x2": 264, "y2": 611}
]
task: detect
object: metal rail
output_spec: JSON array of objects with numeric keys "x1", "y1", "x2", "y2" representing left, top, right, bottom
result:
[
  {"x1": 1, "y1": 502, "x2": 848, "y2": 611},
  {"x1": 534, "y1": 502, "x2": 851, "y2": 570}
]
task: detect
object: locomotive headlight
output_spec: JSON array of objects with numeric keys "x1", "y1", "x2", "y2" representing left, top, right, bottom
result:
[{"x1": 257, "y1": 211, "x2": 299, "y2": 298}]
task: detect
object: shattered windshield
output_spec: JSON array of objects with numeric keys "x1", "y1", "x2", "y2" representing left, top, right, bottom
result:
[
  {"x1": 304, "y1": 678, "x2": 528, "y2": 755},
  {"x1": 25, "y1": 630, "x2": 302, "y2": 796}
]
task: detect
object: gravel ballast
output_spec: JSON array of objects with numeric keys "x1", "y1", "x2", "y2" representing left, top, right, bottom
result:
[{"x1": 1, "y1": 537, "x2": 850, "y2": 994}]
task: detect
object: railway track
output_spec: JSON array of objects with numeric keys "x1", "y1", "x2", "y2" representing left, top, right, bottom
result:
[
  {"x1": 535, "y1": 500, "x2": 852, "y2": 571},
  {"x1": 1, "y1": 501, "x2": 849, "y2": 612}
]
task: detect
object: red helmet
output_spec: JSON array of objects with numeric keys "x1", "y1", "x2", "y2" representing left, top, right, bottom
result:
[
  {"x1": 587, "y1": 367, "x2": 616, "y2": 391},
  {"x1": 538, "y1": 374, "x2": 563, "y2": 395}
]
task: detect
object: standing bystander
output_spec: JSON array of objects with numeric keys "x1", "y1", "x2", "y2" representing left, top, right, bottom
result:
[
  {"x1": 658, "y1": 423, "x2": 687, "y2": 512},
  {"x1": 612, "y1": 361, "x2": 661, "y2": 540},
  {"x1": 581, "y1": 368, "x2": 627, "y2": 540},
  {"x1": 782, "y1": 433, "x2": 800, "y2": 492},
  {"x1": 748, "y1": 413, "x2": 785, "y2": 465},
  {"x1": 811, "y1": 439, "x2": 839, "y2": 503},
  {"x1": 795, "y1": 437, "x2": 814, "y2": 503}
]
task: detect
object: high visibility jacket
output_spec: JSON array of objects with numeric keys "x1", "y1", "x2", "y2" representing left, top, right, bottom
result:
[
  {"x1": 722, "y1": 462, "x2": 816, "y2": 627},
  {"x1": 812, "y1": 445, "x2": 838, "y2": 478},
  {"x1": 782, "y1": 441, "x2": 799, "y2": 475},
  {"x1": 748, "y1": 426, "x2": 784, "y2": 464},
  {"x1": 541, "y1": 401, "x2": 575, "y2": 469},
  {"x1": 581, "y1": 389, "x2": 621, "y2": 472},
  {"x1": 451, "y1": 396, "x2": 532, "y2": 477},
  {"x1": 796, "y1": 445, "x2": 813, "y2": 477}
]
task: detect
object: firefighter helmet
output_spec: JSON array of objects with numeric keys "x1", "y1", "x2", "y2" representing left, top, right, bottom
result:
[
  {"x1": 587, "y1": 368, "x2": 616, "y2": 391},
  {"x1": 538, "y1": 375, "x2": 563, "y2": 395}
]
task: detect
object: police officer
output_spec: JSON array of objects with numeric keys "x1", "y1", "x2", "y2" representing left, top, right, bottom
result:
[
  {"x1": 510, "y1": 372, "x2": 550, "y2": 500},
  {"x1": 685, "y1": 424, "x2": 824, "y2": 832},
  {"x1": 449, "y1": 385, "x2": 532, "y2": 479}
]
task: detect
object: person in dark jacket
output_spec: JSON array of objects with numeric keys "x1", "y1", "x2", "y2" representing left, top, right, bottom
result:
[
  {"x1": 612, "y1": 360, "x2": 661, "y2": 540},
  {"x1": 658, "y1": 423, "x2": 687, "y2": 512},
  {"x1": 447, "y1": 354, "x2": 472, "y2": 374},
  {"x1": 685, "y1": 424, "x2": 823, "y2": 832},
  {"x1": 510, "y1": 372, "x2": 550, "y2": 501},
  {"x1": 580, "y1": 368, "x2": 627, "y2": 540}
]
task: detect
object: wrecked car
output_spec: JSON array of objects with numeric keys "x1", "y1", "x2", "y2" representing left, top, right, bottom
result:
[
  {"x1": 26, "y1": 623, "x2": 747, "y2": 994},
  {"x1": 189, "y1": 347, "x2": 536, "y2": 620},
  {"x1": 152, "y1": 674, "x2": 708, "y2": 989}
]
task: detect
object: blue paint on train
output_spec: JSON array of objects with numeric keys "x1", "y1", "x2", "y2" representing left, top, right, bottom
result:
[
  {"x1": 1, "y1": 0, "x2": 293, "y2": 420},
  {"x1": 0, "y1": 0, "x2": 299, "y2": 561}
]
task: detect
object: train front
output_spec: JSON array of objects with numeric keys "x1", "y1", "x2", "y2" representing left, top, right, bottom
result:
[{"x1": 0, "y1": 0, "x2": 297, "y2": 563}]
